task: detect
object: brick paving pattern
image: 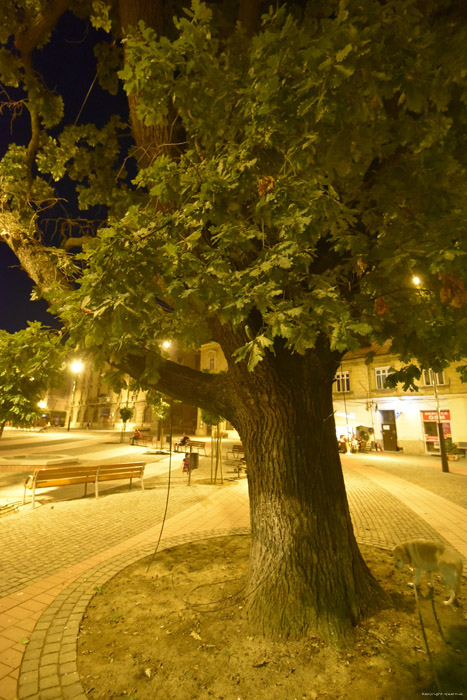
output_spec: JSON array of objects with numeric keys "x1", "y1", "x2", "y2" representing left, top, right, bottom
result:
[{"x1": 0, "y1": 431, "x2": 466, "y2": 700}]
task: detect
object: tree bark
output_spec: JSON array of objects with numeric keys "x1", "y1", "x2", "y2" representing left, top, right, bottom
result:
[{"x1": 223, "y1": 341, "x2": 386, "y2": 642}]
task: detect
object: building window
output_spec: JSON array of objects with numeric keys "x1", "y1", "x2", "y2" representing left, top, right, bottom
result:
[
  {"x1": 375, "y1": 367, "x2": 392, "y2": 390},
  {"x1": 334, "y1": 372, "x2": 350, "y2": 392},
  {"x1": 208, "y1": 355, "x2": 216, "y2": 371},
  {"x1": 422, "y1": 369, "x2": 446, "y2": 386}
]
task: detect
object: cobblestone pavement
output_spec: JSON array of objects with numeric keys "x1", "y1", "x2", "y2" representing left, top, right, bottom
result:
[{"x1": 0, "y1": 432, "x2": 466, "y2": 700}]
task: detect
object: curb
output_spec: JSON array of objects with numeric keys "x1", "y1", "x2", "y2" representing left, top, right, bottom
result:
[{"x1": 17, "y1": 528, "x2": 250, "y2": 700}]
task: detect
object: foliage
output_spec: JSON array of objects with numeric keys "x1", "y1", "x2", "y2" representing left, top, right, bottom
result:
[
  {"x1": 145, "y1": 390, "x2": 170, "y2": 421},
  {"x1": 201, "y1": 408, "x2": 224, "y2": 426},
  {"x1": 1, "y1": 0, "x2": 467, "y2": 380},
  {"x1": 0, "y1": 323, "x2": 66, "y2": 430},
  {"x1": 40, "y1": 0, "x2": 466, "y2": 383},
  {"x1": 118, "y1": 406, "x2": 133, "y2": 423}
]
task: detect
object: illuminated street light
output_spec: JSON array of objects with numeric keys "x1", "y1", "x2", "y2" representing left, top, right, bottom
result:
[
  {"x1": 38, "y1": 399, "x2": 47, "y2": 409},
  {"x1": 412, "y1": 276, "x2": 421, "y2": 286},
  {"x1": 162, "y1": 340, "x2": 171, "y2": 349},
  {"x1": 67, "y1": 360, "x2": 84, "y2": 431}
]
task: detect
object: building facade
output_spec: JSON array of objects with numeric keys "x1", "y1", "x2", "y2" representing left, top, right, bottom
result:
[
  {"x1": 63, "y1": 345, "x2": 200, "y2": 439},
  {"x1": 198, "y1": 341, "x2": 467, "y2": 455}
]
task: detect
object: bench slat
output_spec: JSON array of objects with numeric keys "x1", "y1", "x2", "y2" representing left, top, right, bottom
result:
[{"x1": 24, "y1": 462, "x2": 146, "y2": 508}]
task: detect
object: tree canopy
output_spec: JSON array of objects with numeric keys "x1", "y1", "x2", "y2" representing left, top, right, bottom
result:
[
  {"x1": 0, "y1": 323, "x2": 65, "y2": 432},
  {"x1": 1, "y1": 1, "x2": 466, "y2": 394}
]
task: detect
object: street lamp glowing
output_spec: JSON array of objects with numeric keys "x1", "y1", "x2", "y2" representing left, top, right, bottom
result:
[
  {"x1": 70, "y1": 360, "x2": 84, "y2": 374},
  {"x1": 67, "y1": 360, "x2": 84, "y2": 431},
  {"x1": 38, "y1": 400, "x2": 47, "y2": 409},
  {"x1": 412, "y1": 276, "x2": 421, "y2": 286},
  {"x1": 162, "y1": 341, "x2": 171, "y2": 349}
]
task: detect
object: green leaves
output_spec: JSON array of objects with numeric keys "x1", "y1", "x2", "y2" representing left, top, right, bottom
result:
[
  {"x1": 2, "y1": 0, "x2": 467, "y2": 382},
  {"x1": 0, "y1": 324, "x2": 66, "y2": 430}
]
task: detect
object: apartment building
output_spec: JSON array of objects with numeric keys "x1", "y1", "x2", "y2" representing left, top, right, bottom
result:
[{"x1": 199, "y1": 341, "x2": 467, "y2": 455}]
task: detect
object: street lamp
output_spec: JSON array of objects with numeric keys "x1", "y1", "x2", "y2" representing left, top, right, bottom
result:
[
  {"x1": 431, "y1": 370, "x2": 450, "y2": 474},
  {"x1": 67, "y1": 360, "x2": 84, "y2": 432}
]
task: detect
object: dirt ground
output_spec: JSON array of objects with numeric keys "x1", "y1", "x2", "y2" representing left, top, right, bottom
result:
[{"x1": 78, "y1": 535, "x2": 467, "y2": 700}]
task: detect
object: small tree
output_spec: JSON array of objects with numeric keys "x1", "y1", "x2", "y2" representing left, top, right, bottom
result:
[
  {"x1": 201, "y1": 409, "x2": 225, "y2": 482},
  {"x1": 118, "y1": 406, "x2": 134, "y2": 442},
  {"x1": 146, "y1": 390, "x2": 170, "y2": 448},
  {"x1": 0, "y1": 324, "x2": 65, "y2": 436}
]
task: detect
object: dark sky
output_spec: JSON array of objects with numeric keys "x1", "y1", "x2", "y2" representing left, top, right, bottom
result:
[
  {"x1": 0, "y1": 11, "x2": 126, "y2": 333},
  {"x1": 0, "y1": 247, "x2": 56, "y2": 332}
]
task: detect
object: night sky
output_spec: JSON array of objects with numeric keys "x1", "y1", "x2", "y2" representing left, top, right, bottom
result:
[{"x1": 0, "y1": 11, "x2": 127, "y2": 333}]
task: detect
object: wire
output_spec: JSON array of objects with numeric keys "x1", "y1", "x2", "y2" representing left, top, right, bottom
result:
[
  {"x1": 146, "y1": 398, "x2": 173, "y2": 573},
  {"x1": 413, "y1": 583, "x2": 446, "y2": 698}
]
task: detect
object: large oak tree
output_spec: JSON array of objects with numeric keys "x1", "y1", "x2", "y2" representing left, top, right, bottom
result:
[{"x1": 1, "y1": 0, "x2": 467, "y2": 643}]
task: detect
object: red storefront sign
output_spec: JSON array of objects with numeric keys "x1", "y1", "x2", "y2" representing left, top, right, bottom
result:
[{"x1": 421, "y1": 410, "x2": 450, "y2": 422}]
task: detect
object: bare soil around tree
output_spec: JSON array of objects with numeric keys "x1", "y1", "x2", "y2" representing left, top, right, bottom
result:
[{"x1": 78, "y1": 535, "x2": 467, "y2": 700}]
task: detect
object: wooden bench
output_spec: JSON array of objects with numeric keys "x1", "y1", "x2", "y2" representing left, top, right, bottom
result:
[
  {"x1": 227, "y1": 444, "x2": 244, "y2": 460},
  {"x1": 23, "y1": 462, "x2": 146, "y2": 509},
  {"x1": 186, "y1": 440, "x2": 207, "y2": 455},
  {"x1": 130, "y1": 434, "x2": 154, "y2": 446}
]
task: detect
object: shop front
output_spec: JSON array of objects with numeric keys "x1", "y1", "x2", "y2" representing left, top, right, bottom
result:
[{"x1": 421, "y1": 410, "x2": 451, "y2": 454}]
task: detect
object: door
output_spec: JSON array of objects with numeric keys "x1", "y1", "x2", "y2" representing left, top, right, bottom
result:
[{"x1": 380, "y1": 410, "x2": 398, "y2": 451}]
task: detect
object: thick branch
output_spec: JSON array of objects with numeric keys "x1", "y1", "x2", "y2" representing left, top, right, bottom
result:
[
  {"x1": 118, "y1": 352, "x2": 235, "y2": 421},
  {"x1": 1, "y1": 212, "x2": 72, "y2": 295},
  {"x1": 14, "y1": 0, "x2": 74, "y2": 56}
]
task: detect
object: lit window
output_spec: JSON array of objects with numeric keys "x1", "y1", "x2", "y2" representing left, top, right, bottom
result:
[
  {"x1": 423, "y1": 369, "x2": 446, "y2": 386},
  {"x1": 375, "y1": 367, "x2": 392, "y2": 389},
  {"x1": 334, "y1": 372, "x2": 350, "y2": 392}
]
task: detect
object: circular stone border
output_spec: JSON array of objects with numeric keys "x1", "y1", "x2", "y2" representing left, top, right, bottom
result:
[{"x1": 17, "y1": 527, "x2": 251, "y2": 700}]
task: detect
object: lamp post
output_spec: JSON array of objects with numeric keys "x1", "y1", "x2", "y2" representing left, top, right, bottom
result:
[
  {"x1": 432, "y1": 370, "x2": 449, "y2": 473},
  {"x1": 67, "y1": 360, "x2": 84, "y2": 432}
]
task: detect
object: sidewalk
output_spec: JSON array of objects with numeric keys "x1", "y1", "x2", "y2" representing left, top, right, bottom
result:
[{"x1": 0, "y1": 447, "x2": 466, "y2": 700}]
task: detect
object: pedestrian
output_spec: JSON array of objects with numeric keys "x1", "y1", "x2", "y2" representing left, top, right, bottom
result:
[
  {"x1": 182, "y1": 452, "x2": 190, "y2": 473},
  {"x1": 175, "y1": 433, "x2": 191, "y2": 452},
  {"x1": 131, "y1": 428, "x2": 142, "y2": 446}
]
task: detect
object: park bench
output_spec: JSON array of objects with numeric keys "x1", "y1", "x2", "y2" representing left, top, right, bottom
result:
[
  {"x1": 130, "y1": 433, "x2": 154, "y2": 446},
  {"x1": 186, "y1": 440, "x2": 207, "y2": 455},
  {"x1": 227, "y1": 444, "x2": 244, "y2": 460},
  {"x1": 23, "y1": 462, "x2": 146, "y2": 509}
]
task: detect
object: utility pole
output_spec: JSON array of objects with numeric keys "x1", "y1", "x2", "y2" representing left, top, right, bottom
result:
[{"x1": 432, "y1": 371, "x2": 449, "y2": 473}]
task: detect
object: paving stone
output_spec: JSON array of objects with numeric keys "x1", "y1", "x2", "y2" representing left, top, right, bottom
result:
[
  {"x1": 39, "y1": 673, "x2": 59, "y2": 690},
  {"x1": 39, "y1": 664, "x2": 58, "y2": 679},
  {"x1": 61, "y1": 671, "x2": 80, "y2": 686},
  {"x1": 61, "y1": 682, "x2": 86, "y2": 699},
  {"x1": 39, "y1": 687, "x2": 64, "y2": 699},
  {"x1": 17, "y1": 680, "x2": 39, "y2": 698}
]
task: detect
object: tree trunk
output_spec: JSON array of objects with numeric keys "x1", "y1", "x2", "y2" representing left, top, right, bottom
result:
[{"x1": 230, "y1": 344, "x2": 386, "y2": 643}]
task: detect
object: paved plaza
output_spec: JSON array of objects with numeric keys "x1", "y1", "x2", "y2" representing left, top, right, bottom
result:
[{"x1": 0, "y1": 430, "x2": 466, "y2": 700}]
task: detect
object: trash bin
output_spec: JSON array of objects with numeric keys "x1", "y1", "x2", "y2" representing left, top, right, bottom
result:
[{"x1": 190, "y1": 452, "x2": 199, "y2": 470}]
